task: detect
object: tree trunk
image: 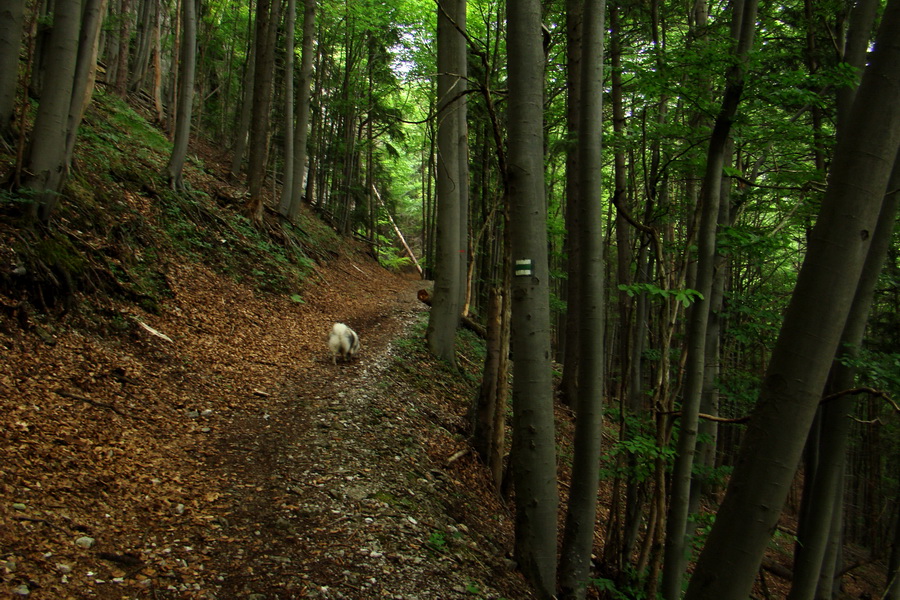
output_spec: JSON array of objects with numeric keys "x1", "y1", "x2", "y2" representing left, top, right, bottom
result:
[
  {"x1": 791, "y1": 155, "x2": 900, "y2": 600},
  {"x1": 21, "y1": 0, "x2": 82, "y2": 222},
  {"x1": 0, "y1": 0, "x2": 26, "y2": 141},
  {"x1": 166, "y1": 0, "x2": 197, "y2": 191},
  {"x1": 230, "y1": 21, "x2": 256, "y2": 179},
  {"x1": 65, "y1": 0, "x2": 107, "y2": 163},
  {"x1": 558, "y1": 1, "x2": 606, "y2": 598},
  {"x1": 277, "y1": 0, "x2": 296, "y2": 216},
  {"x1": 426, "y1": 0, "x2": 465, "y2": 367},
  {"x1": 113, "y1": 0, "x2": 133, "y2": 97},
  {"x1": 507, "y1": 1, "x2": 558, "y2": 597},
  {"x1": 128, "y1": 0, "x2": 156, "y2": 93},
  {"x1": 790, "y1": 4, "x2": 885, "y2": 598},
  {"x1": 455, "y1": 0, "x2": 468, "y2": 317},
  {"x1": 245, "y1": 0, "x2": 281, "y2": 223},
  {"x1": 559, "y1": 0, "x2": 583, "y2": 406},
  {"x1": 662, "y1": 2, "x2": 758, "y2": 596},
  {"x1": 286, "y1": 0, "x2": 316, "y2": 220},
  {"x1": 684, "y1": 3, "x2": 900, "y2": 597}
]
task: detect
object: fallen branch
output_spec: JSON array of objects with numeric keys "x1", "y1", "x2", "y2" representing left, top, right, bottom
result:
[
  {"x1": 417, "y1": 289, "x2": 487, "y2": 339},
  {"x1": 659, "y1": 409, "x2": 749, "y2": 424},
  {"x1": 55, "y1": 389, "x2": 126, "y2": 416},
  {"x1": 446, "y1": 447, "x2": 471, "y2": 466}
]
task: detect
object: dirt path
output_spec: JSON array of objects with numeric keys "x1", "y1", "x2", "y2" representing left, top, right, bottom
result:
[{"x1": 1, "y1": 251, "x2": 534, "y2": 599}]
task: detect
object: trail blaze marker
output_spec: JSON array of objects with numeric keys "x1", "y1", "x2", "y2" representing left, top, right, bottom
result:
[{"x1": 515, "y1": 259, "x2": 533, "y2": 277}]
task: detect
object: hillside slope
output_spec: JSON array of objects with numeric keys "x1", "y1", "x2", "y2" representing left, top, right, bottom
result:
[{"x1": 0, "y1": 92, "x2": 533, "y2": 599}]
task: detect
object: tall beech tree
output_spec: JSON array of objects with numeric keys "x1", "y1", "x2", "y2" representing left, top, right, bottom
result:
[
  {"x1": 684, "y1": 2, "x2": 900, "y2": 597},
  {"x1": 507, "y1": 0, "x2": 558, "y2": 597},
  {"x1": 558, "y1": 0, "x2": 606, "y2": 598},
  {"x1": 426, "y1": 0, "x2": 466, "y2": 366}
]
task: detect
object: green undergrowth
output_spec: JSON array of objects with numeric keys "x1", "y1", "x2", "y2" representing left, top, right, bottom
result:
[
  {"x1": 0, "y1": 89, "x2": 344, "y2": 319},
  {"x1": 391, "y1": 315, "x2": 486, "y2": 393}
]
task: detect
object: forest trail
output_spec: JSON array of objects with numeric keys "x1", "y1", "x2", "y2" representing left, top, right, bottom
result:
[{"x1": 0, "y1": 250, "x2": 534, "y2": 599}]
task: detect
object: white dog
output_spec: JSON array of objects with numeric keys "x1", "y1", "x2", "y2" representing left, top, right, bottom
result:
[{"x1": 328, "y1": 323, "x2": 360, "y2": 364}]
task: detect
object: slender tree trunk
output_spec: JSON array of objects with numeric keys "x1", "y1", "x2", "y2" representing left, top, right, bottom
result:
[
  {"x1": 230, "y1": 24, "x2": 256, "y2": 178},
  {"x1": 166, "y1": 0, "x2": 197, "y2": 191},
  {"x1": 277, "y1": 0, "x2": 296, "y2": 216},
  {"x1": 662, "y1": 2, "x2": 758, "y2": 596},
  {"x1": 426, "y1": 0, "x2": 465, "y2": 366},
  {"x1": 684, "y1": 4, "x2": 900, "y2": 597},
  {"x1": 558, "y1": 1, "x2": 606, "y2": 598},
  {"x1": 507, "y1": 1, "x2": 558, "y2": 597},
  {"x1": 65, "y1": 0, "x2": 107, "y2": 162},
  {"x1": 245, "y1": 0, "x2": 281, "y2": 223},
  {"x1": 455, "y1": 0, "x2": 468, "y2": 316},
  {"x1": 559, "y1": 0, "x2": 583, "y2": 405},
  {"x1": 129, "y1": 0, "x2": 156, "y2": 92},
  {"x1": 21, "y1": 0, "x2": 82, "y2": 222},
  {"x1": 286, "y1": 0, "x2": 316, "y2": 219},
  {"x1": 0, "y1": 0, "x2": 26, "y2": 141},
  {"x1": 114, "y1": 0, "x2": 133, "y2": 97}
]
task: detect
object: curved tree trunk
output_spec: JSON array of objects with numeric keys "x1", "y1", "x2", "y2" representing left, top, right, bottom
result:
[{"x1": 684, "y1": 3, "x2": 900, "y2": 597}]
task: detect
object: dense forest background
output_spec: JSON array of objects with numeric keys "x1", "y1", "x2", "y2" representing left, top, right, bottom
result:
[{"x1": 1, "y1": 0, "x2": 900, "y2": 598}]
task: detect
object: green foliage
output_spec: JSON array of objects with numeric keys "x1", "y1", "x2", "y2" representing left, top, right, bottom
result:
[
  {"x1": 590, "y1": 574, "x2": 648, "y2": 600},
  {"x1": 601, "y1": 411, "x2": 675, "y2": 483},
  {"x1": 618, "y1": 283, "x2": 704, "y2": 308},
  {"x1": 374, "y1": 234, "x2": 413, "y2": 271},
  {"x1": 838, "y1": 347, "x2": 900, "y2": 396}
]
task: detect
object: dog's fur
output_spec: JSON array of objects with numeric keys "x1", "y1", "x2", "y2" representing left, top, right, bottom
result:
[{"x1": 328, "y1": 323, "x2": 360, "y2": 364}]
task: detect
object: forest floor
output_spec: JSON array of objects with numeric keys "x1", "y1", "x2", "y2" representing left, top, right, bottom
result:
[
  {"x1": 0, "y1": 243, "x2": 539, "y2": 599},
  {"x1": 0, "y1": 90, "x2": 889, "y2": 600}
]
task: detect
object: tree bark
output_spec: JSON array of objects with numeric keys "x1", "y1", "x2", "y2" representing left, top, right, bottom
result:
[
  {"x1": 245, "y1": 0, "x2": 281, "y2": 223},
  {"x1": 507, "y1": 1, "x2": 558, "y2": 597},
  {"x1": 21, "y1": 0, "x2": 82, "y2": 222},
  {"x1": 790, "y1": 4, "x2": 884, "y2": 599},
  {"x1": 559, "y1": 0, "x2": 583, "y2": 405},
  {"x1": 64, "y1": 0, "x2": 107, "y2": 163},
  {"x1": 684, "y1": 3, "x2": 900, "y2": 597},
  {"x1": 286, "y1": 0, "x2": 316, "y2": 220},
  {"x1": 558, "y1": 1, "x2": 606, "y2": 598},
  {"x1": 426, "y1": 0, "x2": 465, "y2": 367},
  {"x1": 230, "y1": 21, "x2": 256, "y2": 178},
  {"x1": 166, "y1": 0, "x2": 197, "y2": 192},
  {"x1": 277, "y1": 0, "x2": 296, "y2": 216},
  {"x1": 0, "y1": 0, "x2": 26, "y2": 141}
]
